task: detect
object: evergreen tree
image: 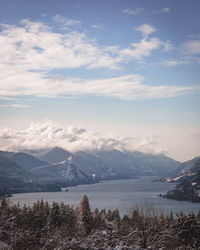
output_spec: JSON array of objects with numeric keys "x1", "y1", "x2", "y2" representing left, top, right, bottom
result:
[{"x1": 78, "y1": 195, "x2": 93, "y2": 234}]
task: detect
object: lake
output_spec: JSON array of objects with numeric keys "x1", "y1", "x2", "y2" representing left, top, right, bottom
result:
[{"x1": 10, "y1": 177, "x2": 200, "y2": 216}]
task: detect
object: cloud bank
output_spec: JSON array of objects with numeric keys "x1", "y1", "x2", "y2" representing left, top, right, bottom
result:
[{"x1": 0, "y1": 121, "x2": 168, "y2": 155}]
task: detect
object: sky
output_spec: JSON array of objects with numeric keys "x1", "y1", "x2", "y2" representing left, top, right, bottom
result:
[{"x1": 0, "y1": 0, "x2": 200, "y2": 162}]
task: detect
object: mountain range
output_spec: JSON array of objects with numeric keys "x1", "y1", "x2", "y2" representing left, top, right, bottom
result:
[
  {"x1": 33, "y1": 147, "x2": 180, "y2": 179},
  {"x1": 0, "y1": 147, "x2": 180, "y2": 197}
]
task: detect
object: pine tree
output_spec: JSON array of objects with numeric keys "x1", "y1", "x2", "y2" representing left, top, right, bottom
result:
[{"x1": 78, "y1": 195, "x2": 93, "y2": 234}]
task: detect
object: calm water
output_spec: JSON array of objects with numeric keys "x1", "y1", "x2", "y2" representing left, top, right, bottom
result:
[{"x1": 10, "y1": 177, "x2": 200, "y2": 216}]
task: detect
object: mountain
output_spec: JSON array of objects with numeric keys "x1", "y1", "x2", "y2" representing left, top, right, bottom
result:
[
  {"x1": 30, "y1": 157, "x2": 92, "y2": 185},
  {"x1": 0, "y1": 154, "x2": 31, "y2": 180},
  {"x1": 32, "y1": 147, "x2": 179, "y2": 179},
  {"x1": 91, "y1": 149, "x2": 180, "y2": 178},
  {"x1": 10, "y1": 152, "x2": 47, "y2": 170},
  {"x1": 0, "y1": 154, "x2": 34, "y2": 197},
  {"x1": 72, "y1": 151, "x2": 112, "y2": 179},
  {"x1": 34, "y1": 147, "x2": 180, "y2": 178},
  {"x1": 0, "y1": 146, "x2": 181, "y2": 197},
  {"x1": 31, "y1": 147, "x2": 112, "y2": 179},
  {"x1": 163, "y1": 158, "x2": 200, "y2": 202},
  {"x1": 164, "y1": 156, "x2": 200, "y2": 182},
  {"x1": 35, "y1": 147, "x2": 72, "y2": 164},
  {"x1": 127, "y1": 151, "x2": 180, "y2": 176},
  {"x1": 0, "y1": 150, "x2": 93, "y2": 197}
]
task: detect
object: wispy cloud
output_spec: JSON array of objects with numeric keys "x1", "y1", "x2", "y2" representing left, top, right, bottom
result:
[
  {"x1": 152, "y1": 8, "x2": 170, "y2": 14},
  {"x1": 123, "y1": 8, "x2": 144, "y2": 16},
  {"x1": 0, "y1": 104, "x2": 29, "y2": 108},
  {"x1": 0, "y1": 120, "x2": 168, "y2": 155},
  {"x1": 180, "y1": 39, "x2": 200, "y2": 64},
  {"x1": 162, "y1": 60, "x2": 187, "y2": 67},
  {"x1": 90, "y1": 24, "x2": 104, "y2": 30},
  {"x1": 135, "y1": 24, "x2": 156, "y2": 37},
  {"x1": 0, "y1": 20, "x2": 196, "y2": 101},
  {"x1": 182, "y1": 40, "x2": 200, "y2": 56},
  {"x1": 53, "y1": 14, "x2": 81, "y2": 26},
  {"x1": 0, "y1": 70, "x2": 198, "y2": 101},
  {"x1": 120, "y1": 38, "x2": 169, "y2": 61}
]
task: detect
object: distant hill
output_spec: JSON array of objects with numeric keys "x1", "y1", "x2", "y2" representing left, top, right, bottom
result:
[{"x1": 163, "y1": 157, "x2": 200, "y2": 202}]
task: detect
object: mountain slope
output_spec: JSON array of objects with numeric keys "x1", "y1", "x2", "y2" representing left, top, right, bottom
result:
[
  {"x1": 0, "y1": 150, "x2": 93, "y2": 196},
  {"x1": 30, "y1": 157, "x2": 91, "y2": 185},
  {"x1": 10, "y1": 152, "x2": 47, "y2": 170},
  {"x1": 35, "y1": 147, "x2": 72, "y2": 164},
  {"x1": 127, "y1": 151, "x2": 180, "y2": 177},
  {"x1": 33, "y1": 147, "x2": 180, "y2": 179},
  {"x1": 164, "y1": 156, "x2": 200, "y2": 183},
  {"x1": 163, "y1": 158, "x2": 200, "y2": 202},
  {"x1": 72, "y1": 151, "x2": 112, "y2": 179},
  {"x1": 0, "y1": 155, "x2": 31, "y2": 180},
  {"x1": 92, "y1": 149, "x2": 180, "y2": 178}
]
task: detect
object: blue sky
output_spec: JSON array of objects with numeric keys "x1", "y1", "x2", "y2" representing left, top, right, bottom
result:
[{"x1": 0, "y1": 0, "x2": 199, "y2": 161}]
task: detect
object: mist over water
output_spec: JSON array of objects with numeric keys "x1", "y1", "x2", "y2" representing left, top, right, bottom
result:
[{"x1": 10, "y1": 177, "x2": 200, "y2": 216}]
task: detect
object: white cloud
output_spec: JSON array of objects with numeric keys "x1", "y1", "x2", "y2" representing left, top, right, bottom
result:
[
  {"x1": 180, "y1": 39, "x2": 200, "y2": 64},
  {"x1": 0, "y1": 104, "x2": 29, "y2": 108},
  {"x1": 53, "y1": 14, "x2": 81, "y2": 26},
  {"x1": 182, "y1": 40, "x2": 200, "y2": 56},
  {"x1": 162, "y1": 40, "x2": 174, "y2": 51},
  {"x1": 135, "y1": 24, "x2": 156, "y2": 37},
  {"x1": 0, "y1": 120, "x2": 168, "y2": 155},
  {"x1": 0, "y1": 19, "x2": 195, "y2": 101},
  {"x1": 121, "y1": 38, "x2": 166, "y2": 61},
  {"x1": 0, "y1": 19, "x2": 121, "y2": 73},
  {"x1": 123, "y1": 8, "x2": 144, "y2": 15},
  {"x1": 90, "y1": 24, "x2": 104, "y2": 30},
  {"x1": 0, "y1": 70, "x2": 198, "y2": 101},
  {"x1": 152, "y1": 8, "x2": 170, "y2": 14},
  {"x1": 162, "y1": 60, "x2": 187, "y2": 67},
  {"x1": 0, "y1": 20, "x2": 174, "y2": 74}
]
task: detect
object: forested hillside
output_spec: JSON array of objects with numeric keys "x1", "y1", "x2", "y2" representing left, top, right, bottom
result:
[{"x1": 0, "y1": 197, "x2": 200, "y2": 249}]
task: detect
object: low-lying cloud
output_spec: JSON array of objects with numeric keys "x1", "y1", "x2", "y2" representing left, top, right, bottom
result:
[{"x1": 0, "y1": 121, "x2": 168, "y2": 155}]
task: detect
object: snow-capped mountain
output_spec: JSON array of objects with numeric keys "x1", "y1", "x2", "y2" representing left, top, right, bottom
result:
[{"x1": 54, "y1": 156, "x2": 91, "y2": 183}]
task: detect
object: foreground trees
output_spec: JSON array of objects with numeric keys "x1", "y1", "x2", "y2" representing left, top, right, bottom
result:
[{"x1": 0, "y1": 197, "x2": 200, "y2": 249}]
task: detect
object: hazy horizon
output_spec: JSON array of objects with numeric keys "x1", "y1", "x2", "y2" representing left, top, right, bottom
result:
[{"x1": 0, "y1": 0, "x2": 200, "y2": 162}]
